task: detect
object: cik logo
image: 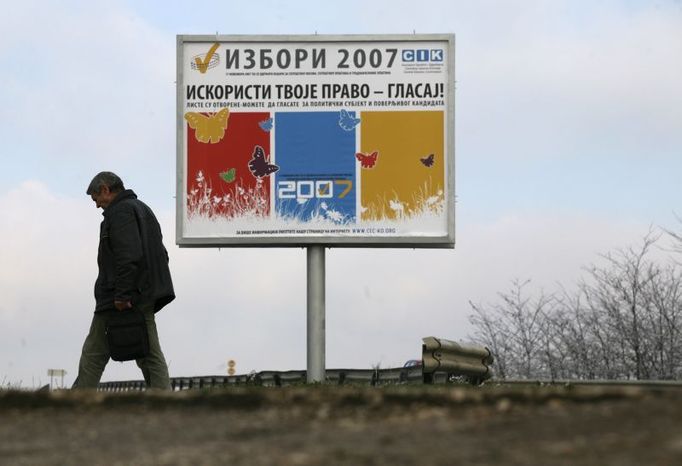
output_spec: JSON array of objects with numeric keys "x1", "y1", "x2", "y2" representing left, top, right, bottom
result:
[
  {"x1": 401, "y1": 49, "x2": 444, "y2": 63},
  {"x1": 191, "y1": 42, "x2": 221, "y2": 73}
]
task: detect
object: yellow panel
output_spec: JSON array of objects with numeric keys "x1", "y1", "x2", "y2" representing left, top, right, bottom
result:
[{"x1": 360, "y1": 111, "x2": 445, "y2": 220}]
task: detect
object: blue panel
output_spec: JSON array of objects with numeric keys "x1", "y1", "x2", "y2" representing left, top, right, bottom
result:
[{"x1": 274, "y1": 112, "x2": 357, "y2": 223}]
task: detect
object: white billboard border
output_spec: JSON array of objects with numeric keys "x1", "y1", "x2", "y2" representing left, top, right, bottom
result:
[{"x1": 176, "y1": 34, "x2": 455, "y2": 249}]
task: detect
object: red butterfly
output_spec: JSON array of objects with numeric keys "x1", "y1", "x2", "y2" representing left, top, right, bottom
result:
[{"x1": 356, "y1": 151, "x2": 378, "y2": 169}]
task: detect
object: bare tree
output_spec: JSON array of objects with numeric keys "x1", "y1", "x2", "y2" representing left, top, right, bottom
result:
[
  {"x1": 552, "y1": 289, "x2": 599, "y2": 379},
  {"x1": 468, "y1": 230, "x2": 682, "y2": 381},
  {"x1": 663, "y1": 214, "x2": 682, "y2": 259},
  {"x1": 469, "y1": 280, "x2": 555, "y2": 379},
  {"x1": 579, "y1": 232, "x2": 661, "y2": 379},
  {"x1": 468, "y1": 301, "x2": 512, "y2": 379},
  {"x1": 644, "y1": 263, "x2": 682, "y2": 378}
]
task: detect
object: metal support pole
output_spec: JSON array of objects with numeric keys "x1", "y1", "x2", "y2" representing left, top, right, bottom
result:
[{"x1": 306, "y1": 245, "x2": 326, "y2": 383}]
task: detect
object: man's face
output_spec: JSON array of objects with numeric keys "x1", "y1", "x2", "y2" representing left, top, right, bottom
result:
[{"x1": 90, "y1": 185, "x2": 116, "y2": 209}]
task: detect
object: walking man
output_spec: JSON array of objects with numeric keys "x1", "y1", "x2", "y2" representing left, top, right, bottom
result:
[{"x1": 73, "y1": 172, "x2": 175, "y2": 389}]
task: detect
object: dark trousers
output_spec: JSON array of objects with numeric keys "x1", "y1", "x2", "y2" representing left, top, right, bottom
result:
[{"x1": 73, "y1": 304, "x2": 171, "y2": 389}]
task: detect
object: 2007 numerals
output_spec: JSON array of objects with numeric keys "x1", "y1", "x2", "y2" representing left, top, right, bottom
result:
[
  {"x1": 337, "y1": 48, "x2": 398, "y2": 69},
  {"x1": 278, "y1": 180, "x2": 352, "y2": 200}
]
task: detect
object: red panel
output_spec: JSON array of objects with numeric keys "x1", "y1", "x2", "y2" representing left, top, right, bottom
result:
[{"x1": 186, "y1": 112, "x2": 271, "y2": 218}]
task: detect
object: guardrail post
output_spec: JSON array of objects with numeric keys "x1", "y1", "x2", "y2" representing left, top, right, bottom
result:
[{"x1": 307, "y1": 245, "x2": 326, "y2": 383}]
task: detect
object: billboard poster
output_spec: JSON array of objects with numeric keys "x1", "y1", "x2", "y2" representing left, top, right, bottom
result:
[{"x1": 176, "y1": 34, "x2": 455, "y2": 247}]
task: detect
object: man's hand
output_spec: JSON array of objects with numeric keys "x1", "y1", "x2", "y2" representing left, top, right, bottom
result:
[{"x1": 114, "y1": 300, "x2": 133, "y2": 311}]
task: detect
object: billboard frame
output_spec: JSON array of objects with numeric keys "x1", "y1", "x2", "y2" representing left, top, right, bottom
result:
[{"x1": 176, "y1": 33, "x2": 455, "y2": 248}]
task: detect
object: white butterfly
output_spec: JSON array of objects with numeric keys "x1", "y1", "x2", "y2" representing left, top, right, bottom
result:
[{"x1": 339, "y1": 109, "x2": 361, "y2": 131}]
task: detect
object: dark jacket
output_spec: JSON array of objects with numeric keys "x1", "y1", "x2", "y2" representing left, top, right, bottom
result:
[{"x1": 94, "y1": 190, "x2": 175, "y2": 313}]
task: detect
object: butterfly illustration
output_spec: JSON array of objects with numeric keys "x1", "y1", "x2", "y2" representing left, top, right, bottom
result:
[
  {"x1": 248, "y1": 145, "x2": 279, "y2": 178},
  {"x1": 338, "y1": 109, "x2": 361, "y2": 131},
  {"x1": 258, "y1": 117, "x2": 274, "y2": 132},
  {"x1": 420, "y1": 153, "x2": 435, "y2": 167},
  {"x1": 356, "y1": 151, "x2": 378, "y2": 169},
  {"x1": 219, "y1": 168, "x2": 236, "y2": 184},
  {"x1": 184, "y1": 108, "x2": 230, "y2": 144}
]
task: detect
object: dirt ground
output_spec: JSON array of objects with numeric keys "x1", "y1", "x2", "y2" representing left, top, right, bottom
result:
[{"x1": 1, "y1": 384, "x2": 681, "y2": 466}]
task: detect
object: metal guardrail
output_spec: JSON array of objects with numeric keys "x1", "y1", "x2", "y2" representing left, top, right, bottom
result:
[
  {"x1": 489, "y1": 379, "x2": 682, "y2": 388},
  {"x1": 98, "y1": 337, "x2": 497, "y2": 391},
  {"x1": 97, "y1": 372, "x2": 682, "y2": 392},
  {"x1": 422, "y1": 337, "x2": 494, "y2": 383},
  {"x1": 98, "y1": 366, "x2": 426, "y2": 392}
]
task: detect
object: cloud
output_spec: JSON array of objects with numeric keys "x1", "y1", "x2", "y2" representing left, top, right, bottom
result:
[
  {"x1": 0, "y1": 181, "x2": 97, "y2": 319},
  {"x1": 0, "y1": 1, "x2": 175, "y2": 196},
  {"x1": 0, "y1": 182, "x2": 660, "y2": 385},
  {"x1": 1, "y1": 0, "x2": 680, "y2": 385},
  {"x1": 0, "y1": 181, "x2": 98, "y2": 387},
  {"x1": 452, "y1": 2, "x2": 682, "y2": 164}
]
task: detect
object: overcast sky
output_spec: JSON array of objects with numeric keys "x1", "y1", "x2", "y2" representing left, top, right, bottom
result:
[{"x1": 1, "y1": 0, "x2": 681, "y2": 387}]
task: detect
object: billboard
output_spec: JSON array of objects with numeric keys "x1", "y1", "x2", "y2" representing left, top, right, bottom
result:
[{"x1": 176, "y1": 34, "x2": 455, "y2": 247}]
